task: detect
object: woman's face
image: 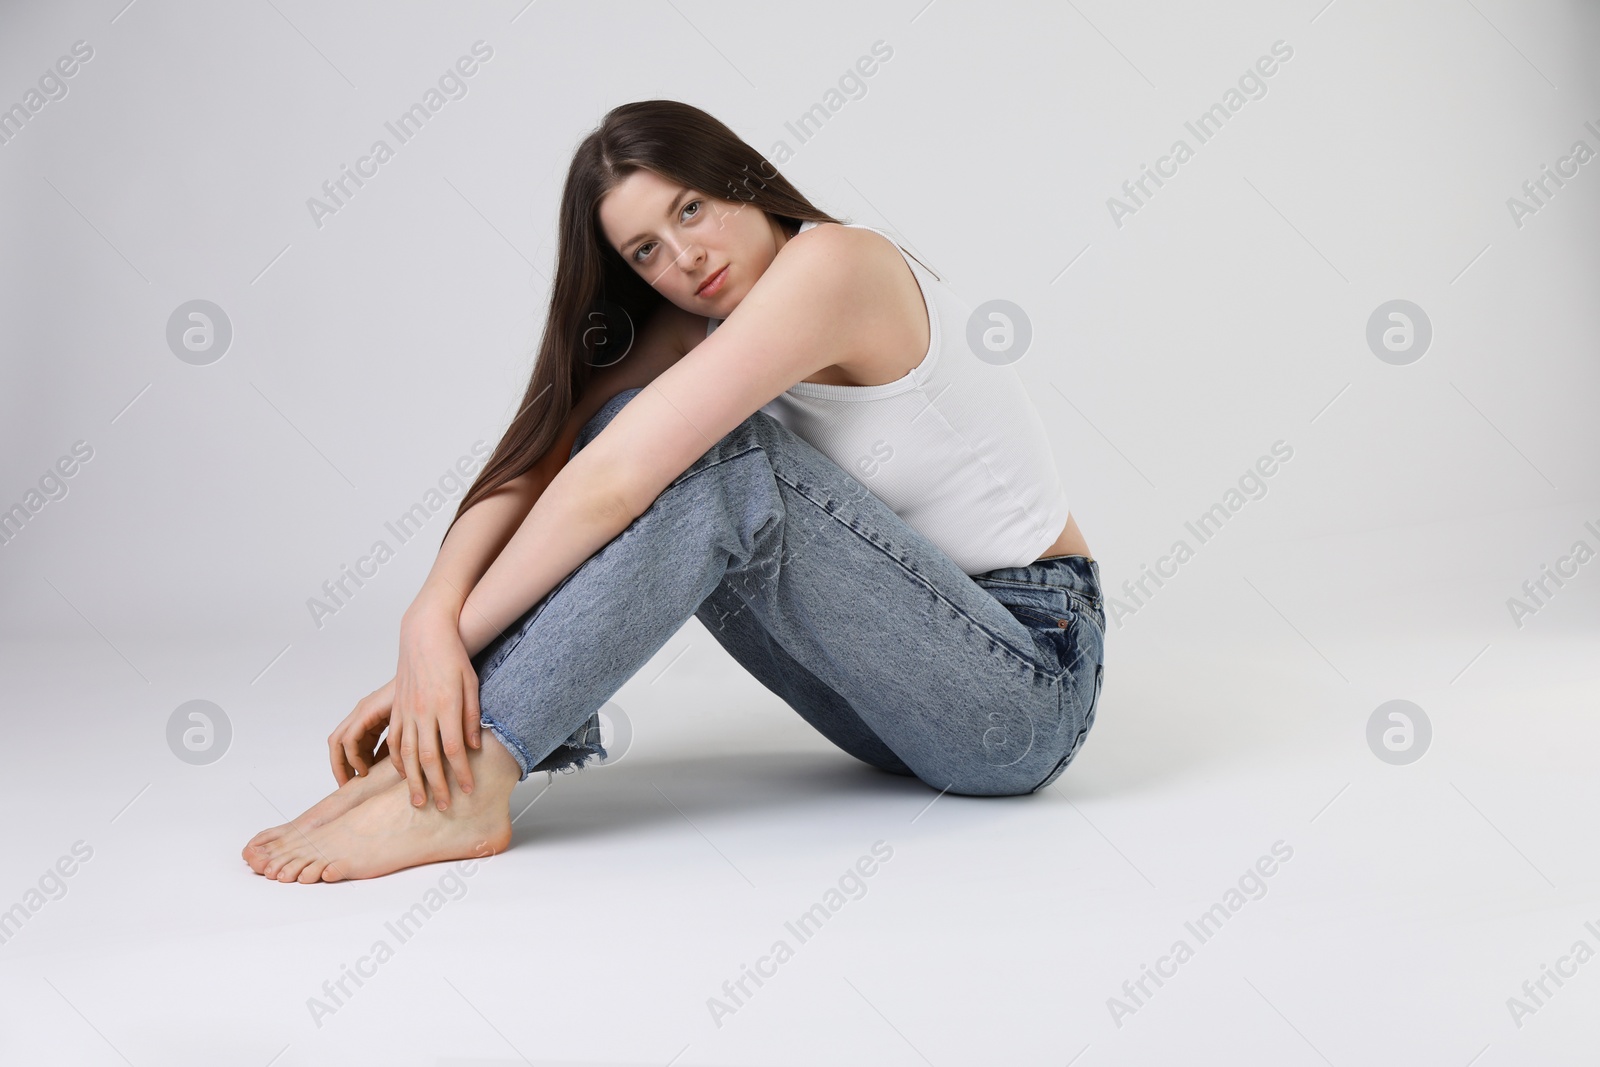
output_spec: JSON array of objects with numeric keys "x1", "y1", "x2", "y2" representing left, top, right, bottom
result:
[{"x1": 597, "y1": 166, "x2": 790, "y2": 317}]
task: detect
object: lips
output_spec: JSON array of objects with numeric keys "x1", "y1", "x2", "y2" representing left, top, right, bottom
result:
[{"x1": 697, "y1": 264, "x2": 728, "y2": 297}]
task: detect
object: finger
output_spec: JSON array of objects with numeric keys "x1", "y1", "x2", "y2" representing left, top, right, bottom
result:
[
  {"x1": 343, "y1": 732, "x2": 369, "y2": 778},
  {"x1": 350, "y1": 700, "x2": 389, "y2": 778},
  {"x1": 464, "y1": 667, "x2": 483, "y2": 751},
  {"x1": 329, "y1": 731, "x2": 351, "y2": 786},
  {"x1": 356, "y1": 724, "x2": 384, "y2": 772},
  {"x1": 441, "y1": 685, "x2": 473, "y2": 797},
  {"x1": 417, "y1": 719, "x2": 451, "y2": 811},
  {"x1": 402, "y1": 720, "x2": 426, "y2": 806},
  {"x1": 389, "y1": 684, "x2": 408, "y2": 777}
]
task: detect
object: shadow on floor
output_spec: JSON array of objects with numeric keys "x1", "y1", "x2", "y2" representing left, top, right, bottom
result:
[{"x1": 504, "y1": 746, "x2": 1093, "y2": 848}]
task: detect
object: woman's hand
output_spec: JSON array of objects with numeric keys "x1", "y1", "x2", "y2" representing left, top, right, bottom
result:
[
  {"x1": 328, "y1": 677, "x2": 396, "y2": 785},
  {"x1": 390, "y1": 607, "x2": 483, "y2": 809}
]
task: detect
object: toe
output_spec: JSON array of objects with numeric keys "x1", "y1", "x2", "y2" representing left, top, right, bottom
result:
[
  {"x1": 298, "y1": 860, "x2": 326, "y2": 884},
  {"x1": 277, "y1": 854, "x2": 311, "y2": 882},
  {"x1": 322, "y1": 862, "x2": 346, "y2": 883},
  {"x1": 248, "y1": 827, "x2": 283, "y2": 851},
  {"x1": 263, "y1": 848, "x2": 294, "y2": 879},
  {"x1": 244, "y1": 842, "x2": 275, "y2": 874}
]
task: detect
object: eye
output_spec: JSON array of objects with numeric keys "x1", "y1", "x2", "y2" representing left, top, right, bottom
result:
[{"x1": 631, "y1": 199, "x2": 704, "y2": 264}]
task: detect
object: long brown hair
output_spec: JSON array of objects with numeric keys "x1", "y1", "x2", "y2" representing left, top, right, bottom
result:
[{"x1": 441, "y1": 99, "x2": 844, "y2": 545}]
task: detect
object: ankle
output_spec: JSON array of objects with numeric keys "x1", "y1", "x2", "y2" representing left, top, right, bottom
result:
[{"x1": 457, "y1": 733, "x2": 521, "y2": 804}]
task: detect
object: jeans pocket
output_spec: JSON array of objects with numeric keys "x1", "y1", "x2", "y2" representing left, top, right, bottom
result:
[
  {"x1": 1006, "y1": 602, "x2": 1071, "y2": 630},
  {"x1": 1070, "y1": 593, "x2": 1106, "y2": 639},
  {"x1": 999, "y1": 603, "x2": 1099, "y2": 689}
]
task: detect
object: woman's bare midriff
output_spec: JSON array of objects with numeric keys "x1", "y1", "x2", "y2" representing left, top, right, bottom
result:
[{"x1": 1035, "y1": 511, "x2": 1092, "y2": 563}]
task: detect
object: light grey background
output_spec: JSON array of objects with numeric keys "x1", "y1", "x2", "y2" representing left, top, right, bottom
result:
[
  {"x1": 2, "y1": 2, "x2": 1597, "y2": 1065},
  {"x1": 4, "y1": 0, "x2": 1596, "y2": 652}
]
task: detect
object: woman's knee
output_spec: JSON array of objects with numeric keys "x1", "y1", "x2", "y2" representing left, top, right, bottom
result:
[
  {"x1": 570, "y1": 386, "x2": 648, "y2": 459},
  {"x1": 572, "y1": 386, "x2": 783, "y2": 478}
]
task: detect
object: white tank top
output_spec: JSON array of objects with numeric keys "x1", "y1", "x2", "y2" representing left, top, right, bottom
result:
[{"x1": 706, "y1": 219, "x2": 1071, "y2": 575}]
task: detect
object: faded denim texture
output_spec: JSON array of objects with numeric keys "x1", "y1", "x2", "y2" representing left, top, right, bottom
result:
[{"x1": 470, "y1": 387, "x2": 1105, "y2": 796}]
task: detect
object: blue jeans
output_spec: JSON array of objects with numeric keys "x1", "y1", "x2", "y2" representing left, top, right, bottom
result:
[{"x1": 470, "y1": 387, "x2": 1106, "y2": 796}]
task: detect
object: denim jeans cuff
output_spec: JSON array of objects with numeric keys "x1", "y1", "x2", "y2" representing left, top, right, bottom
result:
[
  {"x1": 529, "y1": 711, "x2": 610, "y2": 776},
  {"x1": 480, "y1": 708, "x2": 610, "y2": 783},
  {"x1": 478, "y1": 715, "x2": 534, "y2": 781}
]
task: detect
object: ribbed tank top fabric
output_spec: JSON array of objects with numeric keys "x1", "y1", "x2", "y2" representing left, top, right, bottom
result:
[{"x1": 705, "y1": 219, "x2": 1070, "y2": 576}]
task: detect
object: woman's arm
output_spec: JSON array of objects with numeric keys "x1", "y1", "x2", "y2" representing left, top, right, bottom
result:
[
  {"x1": 406, "y1": 449, "x2": 573, "y2": 628},
  {"x1": 455, "y1": 223, "x2": 873, "y2": 653},
  {"x1": 407, "y1": 302, "x2": 702, "y2": 631},
  {"x1": 330, "y1": 445, "x2": 574, "y2": 786},
  {"x1": 392, "y1": 224, "x2": 873, "y2": 802},
  {"x1": 376, "y1": 302, "x2": 701, "y2": 802},
  {"x1": 356, "y1": 303, "x2": 694, "y2": 796}
]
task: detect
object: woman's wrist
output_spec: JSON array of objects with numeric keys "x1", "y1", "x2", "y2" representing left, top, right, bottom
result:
[{"x1": 403, "y1": 581, "x2": 467, "y2": 631}]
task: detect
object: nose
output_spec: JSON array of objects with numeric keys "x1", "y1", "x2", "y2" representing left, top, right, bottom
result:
[
  {"x1": 671, "y1": 239, "x2": 704, "y2": 272},
  {"x1": 647, "y1": 238, "x2": 702, "y2": 284}
]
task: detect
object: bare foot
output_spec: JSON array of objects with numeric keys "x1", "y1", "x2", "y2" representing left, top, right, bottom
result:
[
  {"x1": 250, "y1": 733, "x2": 522, "y2": 883},
  {"x1": 242, "y1": 758, "x2": 404, "y2": 872}
]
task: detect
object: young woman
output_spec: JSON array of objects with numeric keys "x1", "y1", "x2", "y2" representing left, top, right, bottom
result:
[{"x1": 243, "y1": 100, "x2": 1105, "y2": 883}]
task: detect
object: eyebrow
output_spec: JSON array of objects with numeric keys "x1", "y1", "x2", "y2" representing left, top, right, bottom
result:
[{"x1": 619, "y1": 185, "x2": 694, "y2": 256}]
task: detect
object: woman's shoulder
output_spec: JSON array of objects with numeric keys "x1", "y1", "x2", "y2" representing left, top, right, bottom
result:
[
  {"x1": 696, "y1": 222, "x2": 890, "y2": 333},
  {"x1": 787, "y1": 218, "x2": 886, "y2": 257},
  {"x1": 782, "y1": 220, "x2": 915, "y2": 302},
  {"x1": 689, "y1": 221, "x2": 917, "y2": 368},
  {"x1": 777, "y1": 220, "x2": 931, "y2": 380}
]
